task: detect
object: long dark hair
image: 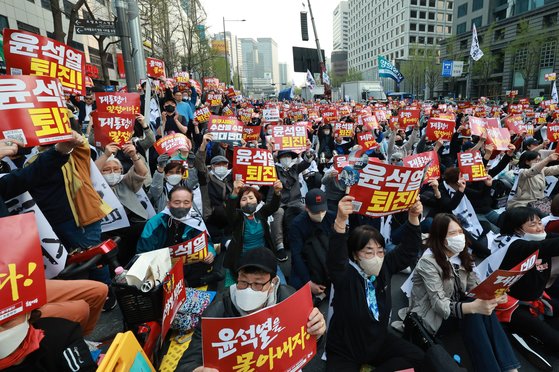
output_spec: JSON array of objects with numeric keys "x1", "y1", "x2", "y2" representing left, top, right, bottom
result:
[
  {"x1": 426, "y1": 213, "x2": 474, "y2": 280},
  {"x1": 499, "y1": 207, "x2": 540, "y2": 235},
  {"x1": 347, "y1": 225, "x2": 385, "y2": 262},
  {"x1": 518, "y1": 151, "x2": 540, "y2": 169}
]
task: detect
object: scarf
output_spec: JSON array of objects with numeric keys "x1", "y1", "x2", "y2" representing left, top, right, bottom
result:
[
  {"x1": 161, "y1": 207, "x2": 208, "y2": 233},
  {"x1": 443, "y1": 181, "x2": 483, "y2": 238},
  {"x1": 0, "y1": 325, "x2": 44, "y2": 370},
  {"x1": 349, "y1": 261, "x2": 379, "y2": 321}
]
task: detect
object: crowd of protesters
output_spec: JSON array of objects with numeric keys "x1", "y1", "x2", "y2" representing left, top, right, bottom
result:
[{"x1": 2, "y1": 75, "x2": 559, "y2": 372}]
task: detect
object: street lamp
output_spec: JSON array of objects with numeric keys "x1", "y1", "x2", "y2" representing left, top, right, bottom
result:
[{"x1": 223, "y1": 17, "x2": 246, "y2": 88}]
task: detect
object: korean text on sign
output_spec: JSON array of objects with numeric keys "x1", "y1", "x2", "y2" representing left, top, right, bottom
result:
[
  {"x1": 458, "y1": 151, "x2": 488, "y2": 182},
  {"x1": 547, "y1": 123, "x2": 559, "y2": 142},
  {"x1": 425, "y1": 118, "x2": 455, "y2": 141},
  {"x1": 4, "y1": 29, "x2": 85, "y2": 95},
  {"x1": 207, "y1": 93, "x2": 222, "y2": 107},
  {"x1": 0, "y1": 213, "x2": 47, "y2": 324},
  {"x1": 398, "y1": 109, "x2": 420, "y2": 128},
  {"x1": 486, "y1": 127, "x2": 511, "y2": 151},
  {"x1": 349, "y1": 162, "x2": 425, "y2": 217},
  {"x1": 195, "y1": 106, "x2": 211, "y2": 123},
  {"x1": 243, "y1": 125, "x2": 261, "y2": 143},
  {"x1": 202, "y1": 283, "x2": 316, "y2": 372},
  {"x1": 333, "y1": 122, "x2": 354, "y2": 138},
  {"x1": 208, "y1": 115, "x2": 243, "y2": 145},
  {"x1": 96, "y1": 93, "x2": 140, "y2": 115},
  {"x1": 168, "y1": 231, "x2": 209, "y2": 264},
  {"x1": 233, "y1": 147, "x2": 277, "y2": 186},
  {"x1": 263, "y1": 108, "x2": 280, "y2": 123},
  {"x1": 146, "y1": 57, "x2": 166, "y2": 79},
  {"x1": 154, "y1": 133, "x2": 191, "y2": 155},
  {"x1": 0, "y1": 75, "x2": 72, "y2": 147},
  {"x1": 161, "y1": 261, "x2": 186, "y2": 341},
  {"x1": 357, "y1": 132, "x2": 379, "y2": 151},
  {"x1": 403, "y1": 150, "x2": 440, "y2": 184},
  {"x1": 272, "y1": 124, "x2": 308, "y2": 152},
  {"x1": 92, "y1": 112, "x2": 136, "y2": 147}
]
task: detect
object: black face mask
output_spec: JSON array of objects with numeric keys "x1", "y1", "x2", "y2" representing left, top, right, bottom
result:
[
  {"x1": 395, "y1": 140, "x2": 404, "y2": 147},
  {"x1": 169, "y1": 207, "x2": 190, "y2": 219},
  {"x1": 164, "y1": 105, "x2": 176, "y2": 113},
  {"x1": 241, "y1": 203, "x2": 257, "y2": 215}
]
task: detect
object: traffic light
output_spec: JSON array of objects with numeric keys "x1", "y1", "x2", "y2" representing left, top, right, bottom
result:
[{"x1": 300, "y1": 12, "x2": 309, "y2": 41}]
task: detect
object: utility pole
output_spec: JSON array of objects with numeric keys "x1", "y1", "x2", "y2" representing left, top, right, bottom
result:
[
  {"x1": 465, "y1": 56, "x2": 472, "y2": 100},
  {"x1": 127, "y1": 0, "x2": 146, "y2": 85},
  {"x1": 114, "y1": 0, "x2": 137, "y2": 91},
  {"x1": 306, "y1": 0, "x2": 330, "y2": 100}
]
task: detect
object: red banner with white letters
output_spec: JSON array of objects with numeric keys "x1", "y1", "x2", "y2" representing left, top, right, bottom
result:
[
  {"x1": 168, "y1": 231, "x2": 209, "y2": 264},
  {"x1": 458, "y1": 151, "x2": 488, "y2": 182},
  {"x1": 547, "y1": 122, "x2": 559, "y2": 142},
  {"x1": 357, "y1": 132, "x2": 379, "y2": 150},
  {"x1": 348, "y1": 162, "x2": 425, "y2": 217},
  {"x1": 358, "y1": 113, "x2": 379, "y2": 131},
  {"x1": 233, "y1": 147, "x2": 277, "y2": 185},
  {"x1": 203, "y1": 77, "x2": 220, "y2": 91},
  {"x1": 91, "y1": 112, "x2": 135, "y2": 147},
  {"x1": 504, "y1": 115, "x2": 530, "y2": 135},
  {"x1": 3, "y1": 29, "x2": 85, "y2": 95},
  {"x1": 194, "y1": 106, "x2": 211, "y2": 123},
  {"x1": 271, "y1": 124, "x2": 308, "y2": 152},
  {"x1": 202, "y1": 283, "x2": 316, "y2": 371},
  {"x1": 243, "y1": 125, "x2": 261, "y2": 143},
  {"x1": 154, "y1": 133, "x2": 191, "y2": 155},
  {"x1": 0, "y1": 75, "x2": 72, "y2": 147},
  {"x1": 425, "y1": 118, "x2": 456, "y2": 141},
  {"x1": 398, "y1": 109, "x2": 420, "y2": 128},
  {"x1": 403, "y1": 151, "x2": 440, "y2": 184},
  {"x1": 161, "y1": 261, "x2": 186, "y2": 342},
  {"x1": 95, "y1": 93, "x2": 140, "y2": 115},
  {"x1": 321, "y1": 108, "x2": 339, "y2": 124},
  {"x1": 0, "y1": 213, "x2": 47, "y2": 324},
  {"x1": 146, "y1": 57, "x2": 166, "y2": 79}
]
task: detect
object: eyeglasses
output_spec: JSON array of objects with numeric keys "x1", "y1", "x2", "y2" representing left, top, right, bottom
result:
[
  {"x1": 358, "y1": 245, "x2": 385, "y2": 259},
  {"x1": 236, "y1": 278, "x2": 272, "y2": 291}
]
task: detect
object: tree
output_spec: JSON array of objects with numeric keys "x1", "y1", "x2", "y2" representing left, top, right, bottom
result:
[
  {"x1": 424, "y1": 45, "x2": 442, "y2": 99},
  {"x1": 49, "y1": 0, "x2": 88, "y2": 44},
  {"x1": 472, "y1": 23, "x2": 499, "y2": 97},
  {"x1": 441, "y1": 34, "x2": 461, "y2": 96},
  {"x1": 331, "y1": 68, "x2": 363, "y2": 88},
  {"x1": 400, "y1": 44, "x2": 427, "y2": 97}
]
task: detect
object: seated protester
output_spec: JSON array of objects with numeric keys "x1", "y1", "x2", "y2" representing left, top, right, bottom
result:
[
  {"x1": 137, "y1": 186, "x2": 221, "y2": 287},
  {"x1": 543, "y1": 194, "x2": 559, "y2": 233},
  {"x1": 493, "y1": 207, "x2": 559, "y2": 352},
  {"x1": 95, "y1": 143, "x2": 149, "y2": 266},
  {"x1": 177, "y1": 248, "x2": 326, "y2": 371},
  {"x1": 389, "y1": 151, "x2": 404, "y2": 166},
  {"x1": 1, "y1": 311, "x2": 96, "y2": 372},
  {"x1": 326, "y1": 196, "x2": 426, "y2": 371},
  {"x1": 421, "y1": 168, "x2": 491, "y2": 258},
  {"x1": 409, "y1": 214, "x2": 519, "y2": 372},
  {"x1": 332, "y1": 135, "x2": 353, "y2": 155},
  {"x1": 314, "y1": 123, "x2": 334, "y2": 162},
  {"x1": 507, "y1": 151, "x2": 559, "y2": 216},
  {"x1": 159, "y1": 97, "x2": 189, "y2": 137},
  {"x1": 149, "y1": 156, "x2": 185, "y2": 213},
  {"x1": 321, "y1": 166, "x2": 346, "y2": 212},
  {"x1": 223, "y1": 179, "x2": 283, "y2": 287},
  {"x1": 269, "y1": 150, "x2": 313, "y2": 261},
  {"x1": 387, "y1": 124, "x2": 419, "y2": 160},
  {"x1": 288, "y1": 189, "x2": 336, "y2": 296}
]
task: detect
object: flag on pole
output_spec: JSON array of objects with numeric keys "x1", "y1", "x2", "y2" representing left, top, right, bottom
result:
[
  {"x1": 470, "y1": 24, "x2": 484, "y2": 61},
  {"x1": 552, "y1": 80, "x2": 558, "y2": 103},
  {"x1": 378, "y1": 56, "x2": 404, "y2": 83},
  {"x1": 323, "y1": 68, "x2": 331, "y2": 86},
  {"x1": 306, "y1": 69, "x2": 316, "y2": 91}
]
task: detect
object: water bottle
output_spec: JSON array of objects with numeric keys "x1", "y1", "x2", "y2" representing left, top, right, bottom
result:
[{"x1": 114, "y1": 266, "x2": 128, "y2": 285}]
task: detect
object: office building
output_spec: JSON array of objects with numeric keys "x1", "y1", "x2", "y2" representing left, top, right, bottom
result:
[{"x1": 333, "y1": 1, "x2": 349, "y2": 51}]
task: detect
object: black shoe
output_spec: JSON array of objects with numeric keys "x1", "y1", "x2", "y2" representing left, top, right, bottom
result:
[
  {"x1": 276, "y1": 249, "x2": 288, "y2": 262},
  {"x1": 103, "y1": 287, "x2": 117, "y2": 312},
  {"x1": 200, "y1": 270, "x2": 225, "y2": 285}
]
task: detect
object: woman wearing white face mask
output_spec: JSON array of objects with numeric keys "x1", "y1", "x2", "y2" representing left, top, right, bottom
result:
[
  {"x1": 493, "y1": 207, "x2": 559, "y2": 354},
  {"x1": 326, "y1": 195, "x2": 427, "y2": 371},
  {"x1": 409, "y1": 213, "x2": 518, "y2": 372}
]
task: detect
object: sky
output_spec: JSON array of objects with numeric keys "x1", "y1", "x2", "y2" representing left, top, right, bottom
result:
[{"x1": 203, "y1": 0, "x2": 340, "y2": 85}]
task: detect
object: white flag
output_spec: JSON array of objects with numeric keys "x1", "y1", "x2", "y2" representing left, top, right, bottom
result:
[
  {"x1": 552, "y1": 81, "x2": 558, "y2": 103},
  {"x1": 306, "y1": 69, "x2": 316, "y2": 91},
  {"x1": 470, "y1": 24, "x2": 484, "y2": 61},
  {"x1": 323, "y1": 69, "x2": 331, "y2": 86}
]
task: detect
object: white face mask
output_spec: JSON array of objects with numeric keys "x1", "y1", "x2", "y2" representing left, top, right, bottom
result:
[
  {"x1": 103, "y1": 172, "x2": 123, "y2": 186},
  {"x1": 359, "y1": 256, "x2": 384, "y2": 277},
  {"x1": 446, "y1": 234, "x2": 466, "y2": 255},
  {"x1": 522, "y1": 231, "x2": 546, "y2": 241},
  {"x1": 213, "y1": 166, "x2": 229, "y2": 178},
  {"x1": 235, "y1": 286, "x2": 270, "y2": 312},
  {"x1": 323, "y1": 130, "x2": 331, "y2": 136},
  {"x1": 166, "y1": 174, "x2": 183, "y2": 186},
  {"x1": 308, "y1": 211, "x2": 326, "y2": 223},
  {"x1": 279, "y1": 157, "x2": 292, "y2": 168},
  {"x1": 0, "y1": 317, "x2": 29, "y2": 359}
]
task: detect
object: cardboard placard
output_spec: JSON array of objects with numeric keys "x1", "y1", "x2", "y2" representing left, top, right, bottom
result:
[
  {"x1": 92, "y1": 111, "x2": 135, "y2": 147},
  {"x1": 486, "y1": 127, "x2": 511, "y2": 151},
  {"x1": 398, "y1": 109, "x2": 420, "y2": 128},
  {"x1": 425, "y1": 118, "x2": 455, "y2": 141},
  {"x1": 161, "y1": 261, "x2": 187, "y2": 342},
  {"x1": 458, "y1": 151, "x2": 488, "y2": 182},
  {"x1": 3, "y1": 28, "x2": 85, "y2": 95},
  {"x1": 468, "y1": 116, "x2": 487, "y2": 137},
  {"x1": 154, "y1": 133, "x2": 191, "y2": 155},
  {"x1": 333, "y1": 122, "x2": 354, "y2": 138},
  {"x1": 357, "y1": 132, "x2": 379, "y2": 150},
  {"x1": 146, "y1": 57, "x2": 166, "y2": 79},
  {"x1": 96, "y1": 93, "x2": 140, "y2": 115},
  {"x1": 403, "y1": 151, "x2": 440, "y2": 184},
  {"x1": 168, "y1": 231, "x2": 209, "y2": 264},
  {"x1": 194, "y1": 106, "x2": 211, "y2": 123},
  {"x1": 262, "y1": 108, "x2": 280, "y2": 123},
  {"x1": 0, "y1": 75, "x2": 72, "y2": 147},
  {"x1": 233, "y1": 147, "x2": 277, "y2": 185},
  {"x1": 547, "y1": 122, "x2": 559, "y2": 142},
  {"x1": 271, "y1": 124, "x2": 308, "y2": 153},
  {"x1": 202, "y1": 283, "x2": 316, "y2": 371},
  {"x1": 504, "y1": 115, "x2": 527, "y2": 135},
  {"x1": 208, "y1": 115, "x2": 243, "y2": 146},
  {"x1": 243, "y1": 125, "x2": 261, "y2": 143},
  {"x1": 358, "y1": 114, "x2": 379, "y2": 131}
]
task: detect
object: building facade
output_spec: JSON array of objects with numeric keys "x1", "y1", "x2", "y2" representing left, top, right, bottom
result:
[
  {"x1": 239, "y1": 37, "x2": 279, "y2": 96},
  {"x1": 333, "y1": 1, "x2": 349, "y2": 51}
]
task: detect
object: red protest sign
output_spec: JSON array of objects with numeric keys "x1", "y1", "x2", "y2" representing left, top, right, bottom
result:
[
  {"x1": 243, "y1": 125, "x2": 261, "y2": 143},
  {"x1": 504, "y1": 115, "x2": 526, "y2": 135},
  {"x1": 425, "y1": 118, "x2": 455, "y2": 141},
  {"x1": 168, "y1": 231, "x2": 209, "y2": 264},
  {"x1": 547, "y1": 122, "x2": 559, "y2": 142},
  {"x1": 508, "y1": 104, "x2": 523, "y2": 115},
  {"x1": 289, "y1": 109, "x2": 306, "y2": 122},
  {"x1": 332, "y1": 155, "x2": 350, "y2": 172},
  {"x1": 154, "y1": 133, "x2": 191, "y2": 155},
  {"x1": 358, "y1": 114, "x2": 379, "y2": 131},
  {"x1": 348, "y1": 162, "x2": 425, "y2": 217},
  {"x1": 91, "y1": 112, "x2": 135, "y2": 147},
  {"x1": 238, "y1": 108, "x2": 253, "y2": 124},
  {"x1": 206, "y1": 93, "x2": 223, "y2": 107},
  {"x1": 388, "y1": 116, "x2": 400, "y2": 130},
  {"x1": 233, "y1": 147, "x2": 277, "y2": 185},
  {"x1": 468, "y1": 117, "x2": 487, "y2": 137},
  {"x1": 146, "y1": 57, "x2": 166, "y2": 79},
  {"x1": 0, "y1": 213, "x2": 47, "y2": 324},
  {"x1": 321, "y1": 108, "x2": 339, "y2": 124},
  {"x1": 208, "y1": 115, "x2": 243, "y2": 145},
  {"x1": 374, "y1": 110, "x2": 387, "y2": 122},
  {"x1": 161, "y1": 261, "x2": 186, "y2": 342},
  {"x1": 357, "y1": 132, "x2": 379, "y2": 151},
  {"x1": 534, "y1": 112, "x2": 548, "y2": 125},
  {"x1": 203, "y1": 77, "x2": 220, "y2": 91},
  {"x1": 333, "y1": 122, "x2": 354, "y2": 138},
  {"x1": 96, "y1": 93, "x2": 140, "y2": 115},
  {"x1": 4, "y1": 29, "x2": 85, "y2": 95},
  {"x1": 469, "y1": 251, "x2": 538, "y2": 300},
  {"x1": 0, "y1": 75, "x2": 72, "y2": 147},
  {"x1": 222, "y1": 105, "x2": 235, "y2": 117},
  {"x1": 458, "y1": 151, "x2": 488, "y2": 182},
  {"x1": 194, "y1": 106, "x2": 211, "y2": 123},
  {"x1": 338, "y1": 105, "x2": 351, "y2": 117},
  {"x1": 202, "y1": 283, "x2": 316, "y2": 371},
  {"x1": 272, "y1": 124, "x2": 308, "y2": 152},
  {"x1": 486, "y1": 127, "x2": 511, "y2": 151},
  {"x1": 85, "y1": 63, "x2": 99, "y2": 79},
  {"x1": 403, "y1": 151, "x2": 440, "y2": 184},
  {"x1": 398, "y1": 109, "x2": 420, "y2": 128}
]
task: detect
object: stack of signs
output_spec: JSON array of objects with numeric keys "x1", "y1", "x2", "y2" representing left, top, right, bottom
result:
[
  {"x1": 194, "y1": 106, "x2": 211, "y2": 123},
  {"x1": 426, "y1": 118, "x2": 455, "y2": 141},
  {"x1": 146, "y1": 57, "x2": 166, "y2": 79},
  {"x1": 168, "y1": 231, "x2": 209, "y2": 264},
  {"x1": 0, "y1": 76, "x2": 73, "y2": 147},
  {"x1": 201, "y1": 283, "x2": 316, "y2": 371},
  {"x1": 154, "y1": 133, "x2": 191, "y2": 155},
  {"x1": 458, "y1": 151, "x2": 488, "y2": 182},
  {"x1": 348, "y1": 162, "x2": 425, "y2": 217},
  {"x1": 271, "y1": 124, "x2": 307, "y2": 153},
  {"x1": 403, "y1": 151, "x2": 440, "y2": 184},
  {"x1": 92, "y1": 92, "x2": 140, "y2": 147},
  {"x1": 0, "y1": 213, "x2": 47, "y2": 324},
  {"x1": 3, "y1": 29, "x2": 86, "y2": 95},
  {"x1": 333, "y1": 122, "x2": 354, "y2": 138},
  {"x1": 242, "y1": 125, "x2": 261, "y2": 143},
  {"x1": 398, "y1": 109, "x2": 420, "y2": 129},
  {"x1": 208, "y1": 115, "x2": 243, "y2": 146},
  {"x1": 233, "y1": 147, "x2": 277, "y2": 185}
]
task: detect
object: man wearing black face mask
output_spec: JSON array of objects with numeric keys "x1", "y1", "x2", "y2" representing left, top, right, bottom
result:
[
  {"x1": 160, "y1": 98, "x2": 189, "y2": 137},
  {"x1": 137, "y1": 186, "x2": 223, "y2": 287}
]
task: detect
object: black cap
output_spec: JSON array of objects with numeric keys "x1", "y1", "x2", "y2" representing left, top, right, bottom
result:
[
  {"x1": 277, "y1": 150, "x2": 297, "y2": 159},
  {"x1": 524, "y1": 138, "x2": 539, "y2": 148},
  {"x1": 236, "y1": 248, "x2": 277, "y2": 276},
  {"x1": 305, "y1": 189, "x2": 328, "y2": 214}
]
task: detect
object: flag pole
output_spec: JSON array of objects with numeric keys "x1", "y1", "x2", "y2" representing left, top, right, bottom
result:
[{"x1": 465, "y1": 56, "x2": 472, "y2": 100}]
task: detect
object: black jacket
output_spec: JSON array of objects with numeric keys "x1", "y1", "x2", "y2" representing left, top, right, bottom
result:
[
  {"x1": 268, "y1": 160, "x2": 311, "y2": 208},
  {"x1": 70, "y1": 96, "x2": 96, "y2": 124},
  {"x1": 177, "y1": 284, "x2": 296, "y2": 371},
  {"x1": 326, "y1": 221, "x2": 421, "y2": 364},
  {"x1": 223, "y1": 192, "x2": 281, "y2": 270}
]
